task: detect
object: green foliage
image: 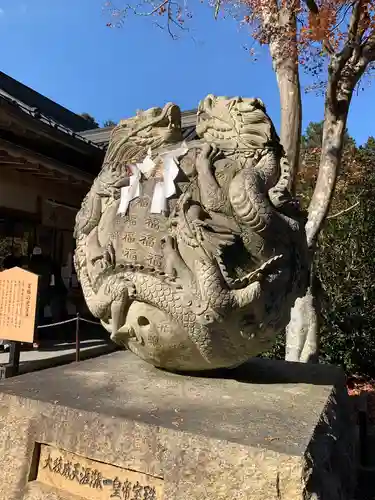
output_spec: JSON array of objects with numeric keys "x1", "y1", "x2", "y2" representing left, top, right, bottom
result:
[
  {"x1": 316, "y1": 137, "x2": 375, "y2": 376},
  {"x1": 359, "y1": 136, "x2": 375, "y2": 161},
  {"x1": 103, "y1": 119, "x2": 116, "y2": 127},
  {"x1": 301, "y1": 121, "x2": 355, "y2": 150},
  {"x1": 261, "y1": 125, "x2": 375, "y2": 376},
  {"x1": 301, "y1": 121, "x2": 324, "y2": 149},
  {"x1": 80, "y1": 113, "x2": 99, "y2": 129},
  {"x1": 259, "y1": 331, "x2": 285, "y2": 360}
]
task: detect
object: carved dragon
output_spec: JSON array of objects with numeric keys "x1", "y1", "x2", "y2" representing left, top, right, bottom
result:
[
  {"x1": 74, "y1": 102, "x2": 183, "y2": 240},
  {"x1": 74, "y1": 103, "x2": 183, "y2": 334},
  {"x1": 191, "y1": 95, "x2": 308, "y2": 285},
  {"x1": 195, "y1": 94, "x2": 295, "y2": 212},
  {"x1": 74, "y1": 95, "x2": 310, "y2": 372}
]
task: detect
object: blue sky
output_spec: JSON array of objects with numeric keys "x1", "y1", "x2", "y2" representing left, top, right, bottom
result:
[{"x1": 0, "y1": 0, "x2": 373, "y2": 144}]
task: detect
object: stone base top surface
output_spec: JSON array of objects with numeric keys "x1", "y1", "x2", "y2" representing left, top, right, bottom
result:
[
  {"x1": 0, "y1": 352, "x2": 344, "y2": 455},
  {"x1": 0, "y1": 352, "x2": 356, "y2": 500}
]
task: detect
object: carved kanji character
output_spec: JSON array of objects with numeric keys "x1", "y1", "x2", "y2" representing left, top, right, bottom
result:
[
  {"x1": 110, "y1": 477, "x2": 122, "y2": 498},
  {"x1": 132, "y1": 481, "x2": 143, "y2": 500},
  {"x1": 79, "y1": 467, "x2": 91, "y2": 485},
  {"x1": 69, "y1": 463, "x2": 81, "y2": 481},
  {"x1": 122, "y1": 479, "x2": 132, "y2": 500},
  {"x1": 52, "y1": 456, "x2": 63, "y2": 474},
  {"x1": 143, "y1": 485, "x2": 157, "y2": 500},
  {"x1": 43, "y1": 453, "x2": 53, "y2": 470},
  {"x1": 90, "y1": 469, "x2": 103, "y2": 489},
  {"x1": 62, "y1": 461, "x2": 72, "y2": 478}
]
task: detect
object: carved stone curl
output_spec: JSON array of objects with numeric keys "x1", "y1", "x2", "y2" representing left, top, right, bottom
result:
[{"x1": 74, "y1": 95, "x2": 310, "y2": 371}]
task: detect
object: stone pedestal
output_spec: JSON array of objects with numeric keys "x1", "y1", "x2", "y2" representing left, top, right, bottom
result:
[{"x1": 0, "y1": 352, "x2": 356, "y2": 500}]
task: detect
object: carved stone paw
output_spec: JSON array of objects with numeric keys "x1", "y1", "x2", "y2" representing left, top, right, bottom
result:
[
  {"x1": 197, "y1": 143, "x2": 223, "y2": 173},
  {"x1": 103, "y1": 242, "x2": 116, "y2": 269},
  {"x1": 161, "y1": 235, "x2": 175, "y2": 253},
  {"x1": 161, "y1": 236, "x2": 177, "y2": 276},
  {"x1": 113, "y1": 177, "x2": 129, "y2": 189},
  {"x1": 270, "y1": 190, "x2": 307, "y2": 221}
]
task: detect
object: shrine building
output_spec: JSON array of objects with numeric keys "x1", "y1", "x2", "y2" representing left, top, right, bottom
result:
[{"x1": 0, "y1": 72, "x2": 197, "y2": 314}]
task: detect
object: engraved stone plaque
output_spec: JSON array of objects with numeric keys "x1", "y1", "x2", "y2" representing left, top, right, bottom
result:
[
  {"x1": 0, "y1": 267, "x2": 38, "y2": 343},
  {"x1": 35, "y1": 444, "x2": 164, "y2": 500}
]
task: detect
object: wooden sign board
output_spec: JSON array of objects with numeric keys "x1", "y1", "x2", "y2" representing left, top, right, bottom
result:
[
  {"x1": 0, "y1": 267, "x2": 38, "y2": 343},
  {"x1": 36, "y1": 443, "x2": 164, "y2": 500}
]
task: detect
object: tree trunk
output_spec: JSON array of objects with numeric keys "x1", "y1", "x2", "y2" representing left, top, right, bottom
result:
[
  {"x1": 269, "y1": 10, "x2": 302, "y2": 194},
  {"x1": 267, "y1": 12, "x2": 315, "y2": 364},
  {"x1": 285, "y1": 265, "x2": 321, "y2": 363},
  {"x1": 267, "y1": 6, "x2": 370, "y2": 364},
  {"x1": 306, "y1": 107, "x2": 348, "y2": 248},
  {"x1": 272, "y1": 57, "x2": 302, "y2": 195},
  {"x1": 286, "y1": 72, "x2": 351, "y2": 363}
]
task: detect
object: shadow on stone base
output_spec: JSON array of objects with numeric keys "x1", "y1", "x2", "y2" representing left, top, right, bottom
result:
[{"x1": 0, "y1": 352, "x2": 356, "y2": 500}]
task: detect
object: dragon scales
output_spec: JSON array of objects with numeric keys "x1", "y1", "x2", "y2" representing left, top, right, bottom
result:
[{"x1": 74, "y1": 95, "x2": 310, "y2": 371}]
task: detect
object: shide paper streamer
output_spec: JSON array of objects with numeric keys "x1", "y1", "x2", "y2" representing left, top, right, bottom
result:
[{"x1": 117, "y1": 142, "x2": 188, "y2": 215}]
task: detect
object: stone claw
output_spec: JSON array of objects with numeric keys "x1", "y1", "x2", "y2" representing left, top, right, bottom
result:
[
  {"x1": 242, "y1": 255, "x2": 284, "y2": 284},
  {"x1": 197, "y1": 143, "x2": 223, "y2": 173},
  {"x1": 161, "y1": 235, "x2": 175, "y2": 251},
  {"x1": 103, "y1": 242, "x2": 116, "y2": 268},
  {"x1": 161, "y1": 236, "x2": 177, "y2": 277},
  {"x1": 110, "y1": 324, "x2": 136, "y2": 346},
  {"x1": 113, "y1": 178, "x2": 129, "y2": 189}
]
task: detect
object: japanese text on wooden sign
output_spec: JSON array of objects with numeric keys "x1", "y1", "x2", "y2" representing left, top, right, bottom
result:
[{"x1": 0, "y1": 267, "x2": 38, "y2": 343}]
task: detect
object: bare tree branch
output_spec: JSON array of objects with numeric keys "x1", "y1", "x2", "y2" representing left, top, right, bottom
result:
[
  {"x1": 303, "y1": 0, "x2": 318, "y2": 15},
  {"x1": 362, "y1": 31, "x2": 375, "y2": 62},
  {"x1": 327, "y1": 200, "x2": 360, "y2": 219},
  {"x1": 302, "y1": 0, "x2": 335, "y2": 54},
  {"x1": 348, "y1": 0, "x2": 362, "y2": 43},
  {"x1": 138, "y1": 0, "x2": 169, "y2": 16},
  {"x1": 329, "y1": 2, "x2": 356, "y2": 36}
]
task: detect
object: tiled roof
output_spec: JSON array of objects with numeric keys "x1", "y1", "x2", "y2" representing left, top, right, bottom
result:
[
  {"x1": 0, "y1": 71, "x2": 96, "y2": 132},
  {"x1": 79, "y1": 110, "x2": 199, "y2": 147},
  {"x1": 0, "y1": 71, "x2": 199, "y2": 152},
  {"x1": 0, "y1": 89, "x2": 105, "y2": 151},
  {"x1": 78, "y1": 126, "x2": 115, "y2": 147}
]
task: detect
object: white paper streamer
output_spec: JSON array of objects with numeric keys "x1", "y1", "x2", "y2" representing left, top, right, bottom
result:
[
  {"x1": 150, "y1": 142, "x2": 188, "y2": 214},
  {"x1": 137, "y1": 148, "x2": 155, "y2": 178},
  {"x1": 117, "y1": 165, "x2": 141, "y2": 215},
  {"x1": 116, "y1": 142, "x2": 188, "y2": 215},
  {"x1": 150, "y1": 181, "x2": 167, "y2": 213}
]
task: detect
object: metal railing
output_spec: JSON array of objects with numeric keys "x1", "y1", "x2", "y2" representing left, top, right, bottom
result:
[{"x1": 1, "y1": 313, "x2": 102, "y2": 379}]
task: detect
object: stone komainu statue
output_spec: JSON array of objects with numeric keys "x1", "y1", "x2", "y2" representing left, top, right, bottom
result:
[{"x1": 74, "y1": 95, "x2": 310, "y2": 371}]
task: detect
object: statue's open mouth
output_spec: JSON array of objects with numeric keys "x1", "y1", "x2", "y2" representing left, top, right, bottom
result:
[
  {"x1": 156, "y1": 103, "x2": 182, "y2": 142},
  {"x1": 166, "y1": 103, "x2": 181, "y2": 127},
  {"x1": 221, "y1": 254, "x2": 285, "y2": 290}
]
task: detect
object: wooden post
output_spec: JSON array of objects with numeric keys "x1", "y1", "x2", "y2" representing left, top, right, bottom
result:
[
  {"x1": 8, "y1": 341, "x2": 21, "y2": 377},
  {"x1": 75, "y1": 313, "x2": 80, "y2": 362}
]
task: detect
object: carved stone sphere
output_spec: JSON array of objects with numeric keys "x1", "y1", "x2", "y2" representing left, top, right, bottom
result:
[{"x1": 106, "y1": 302, "x2": 216, "y2": 372}]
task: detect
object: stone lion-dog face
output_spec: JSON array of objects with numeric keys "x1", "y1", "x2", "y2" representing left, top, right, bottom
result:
[
  {"x1": 117, "y1": 102, "x2": 183, "y2": 145},
  {"x1": 196, "y1": 94, "x2": 280, "y2": 151}
]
